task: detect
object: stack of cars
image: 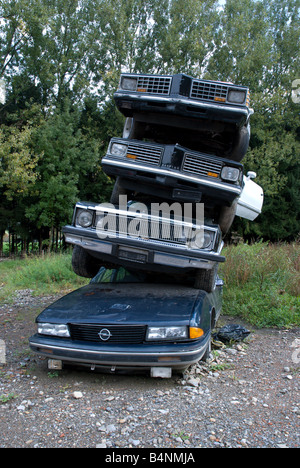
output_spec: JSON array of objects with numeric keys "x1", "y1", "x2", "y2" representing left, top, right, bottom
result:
[
  {"x1": 63, "y1": 73, "x2": 264, "y2": 292},
  {"x1": 30, "y1": 74, "x2": 264, "y2": 377}
]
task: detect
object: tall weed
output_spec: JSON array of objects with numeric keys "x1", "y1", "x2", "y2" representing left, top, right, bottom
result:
[
  {"x1": 220, "y1": 242, "x2": 300, "y2": 327},
  {"x1": 0, "y1": 253, "x2": 88, "y2": 301},
  {"x1": 220, "y1": 242, "x2": 300, "y2": 296}
]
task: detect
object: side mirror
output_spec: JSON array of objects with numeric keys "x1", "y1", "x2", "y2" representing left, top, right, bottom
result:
[{"x1": 247, "y1": 171, "x2": 257, "y2": 180}]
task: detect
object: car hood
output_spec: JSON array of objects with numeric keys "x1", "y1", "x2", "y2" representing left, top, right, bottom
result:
[{"x1": 36, "y1": 283, "x2": 204, "y2": 326}]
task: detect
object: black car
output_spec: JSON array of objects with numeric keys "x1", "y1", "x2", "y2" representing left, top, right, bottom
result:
[
  {"x1": 102, "y1": 138, "x2": 243, "y2": 226},
  {"x1": 29, "y1": 267, "x2": 223, "y2": 377},
  {"x1": 114, "y1": 73, "x2": 252, "y2": 161}
]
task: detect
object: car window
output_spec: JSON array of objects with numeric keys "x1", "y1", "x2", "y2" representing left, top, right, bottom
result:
[
  {"x1": 90, "y1": 267, "x2": 147, "y2": 284},
  {"x1": 90, "y1": 266, "x2": 201, "y2": 287}
]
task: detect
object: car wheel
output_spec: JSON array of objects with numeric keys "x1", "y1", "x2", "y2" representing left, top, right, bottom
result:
[
  {"x1": 71, "y1": 245, "x2": 101, "y2": 278},
  {"x1": 218, "y1": 200, "x2": 238, "y2": 235},
  {"x1": 122, "y1": 117, "x2": 146, "y2": 139},
  {"x1": 201, "y1": 338, "x2": 211, "y2": 362},
  {"x1": 229, "y1": 124, "x2": 250, "y2": 162},
  {"x1": 194, "y1": 264, "x2": 218, "y2": 292},
  {"x1": 110, "y1": 177, "x2": 130, "y2": 204}
]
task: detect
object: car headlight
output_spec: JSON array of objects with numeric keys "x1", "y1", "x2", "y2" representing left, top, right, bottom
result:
[
  {"x1": 146, "y1": 326, "x2": 188, "y2": 341},
  {"x1": 75, "y1": 209, "x2": 93, "y2": 228},
  {"x1": 227, "y1": 89, "x2": 246, "y2": 104},
  {"x1": 221, "y1": 166, "x2": 240, "y2": 182},
  {"x1": 192, "y1": 230, "x2": 215, "y2": 250},
  {"x1": 38, "y1": 323, "x2": 70, "y2": 338},
  {"x1": 110, "y1": 142, "x2": 128, "y2": 157},
  {"x1": 120, "y1": 77, "x2": 138, "y2": 91}
]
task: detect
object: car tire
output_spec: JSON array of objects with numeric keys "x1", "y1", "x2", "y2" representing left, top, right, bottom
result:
[
  {"x1": 218, "y1": 200, "x2": 238, "y2": 235},
  {"x1": 229, "y1": 124, "x2": 250, "y2": 162},
  {"x1": 194, "y1": 264, "x2": 218, "y2": 292},
  {"x1": 110, "y1": 177, "x2": 130, "y2": 205},
  {"x1": 71, "y1": 245, "x2": 101, "y2": 278},
  {"x1": 201, "y1": 338, "x2": 211, "y2": 362},
  {"x1": 122, "y1": 117, "x2": 146, "y2": 140}
]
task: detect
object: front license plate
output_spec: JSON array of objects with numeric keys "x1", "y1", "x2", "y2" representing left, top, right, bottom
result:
[{"x1": 118, "y1": 247, "x2": 148, "y2": 263}]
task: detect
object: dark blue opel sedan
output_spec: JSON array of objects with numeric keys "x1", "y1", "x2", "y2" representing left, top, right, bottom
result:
[{"x1": 29, "y1": 268, "x2": 223, "y2": 377}]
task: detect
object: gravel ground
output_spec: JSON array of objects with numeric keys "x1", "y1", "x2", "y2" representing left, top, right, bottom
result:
[{"x1": 0, "y1": 289, "x2": 299, "y2": 449}]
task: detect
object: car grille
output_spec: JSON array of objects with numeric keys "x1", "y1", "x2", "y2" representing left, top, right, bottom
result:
[
  {"x1": 137, "y1": 75, "x2": 172, "y2": 95},
  {"x1": 69, "y1": 324, "x2": 147, "y2": 344},
  {"x1": 182, "y1": 153, "x2": 223, "y2": 178},
  {"x1": 190, "y1": 80, "x2": 228, "y2": 102},
  {"x1": 126, "y1": 142, "x2": 163, "y2": 166},
  {"x1": 101, "y1": 213, "x2": 190, "y2": 246}
]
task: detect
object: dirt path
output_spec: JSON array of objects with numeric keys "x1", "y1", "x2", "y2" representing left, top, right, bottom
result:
[{"x1": 0, "y1": 292, "x2": 299, "y2": 448}]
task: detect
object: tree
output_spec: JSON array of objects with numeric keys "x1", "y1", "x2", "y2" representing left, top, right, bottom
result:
[
  {"x1": 206, "y1": 0, "x2": 274, "y2": 88},
  {"x1": 0, "y1": 0, "x2": 45, "y2": 77},
  {"x1": 263, "y1": 0, "x2": 300, "y2": 91},
  {"x1": 152, "y1": 0, "x2": 219, "y2": 76},
  {"x1": 0, "y1": 124, "x2": 38, "y2": 199},
  {"x1": 0, "y1": 122, "x2": 41, "y2": 254},
  {"x1": 25, "y1": 101, "x2": 101, "y2": 238}
]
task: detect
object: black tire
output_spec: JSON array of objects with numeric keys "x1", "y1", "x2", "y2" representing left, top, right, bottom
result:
[
  {"x1": 122, "y1": 117, "x2": 146, "y2": 140},
  {"x1": 71, "y1": 245, "x2": 101, "y2": 278},
  {"x1": 194, "y1": 264, "x2": 218, "y2": 292},
  {"x1": 201, "y1": 338, "x2": 211, "y2": 362},
  {"x1": 229, "y1": 124, "x2": 250, "y2": 162},
  {"x1": 110, "y1": 177, "x2": 130, "y2": 204},
  {"x1": 218, "y1": 200, "x2": 238, "y2": 235}
]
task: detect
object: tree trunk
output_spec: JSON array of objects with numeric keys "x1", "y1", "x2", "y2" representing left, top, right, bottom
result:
[{"x1": 0, "y1": 230, "x2": 4, "y2": 256}]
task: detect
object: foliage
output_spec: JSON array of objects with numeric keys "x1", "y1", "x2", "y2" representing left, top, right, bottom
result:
[
  {"x1": 0, "y1": 253, "x2": 89, "y2": 301},
  {"x1": 0, "y1": 124, "x2": 38, "y2": 199},
  {"x1": 220, "y1": 242, "x2": 300, "y2": 327}
]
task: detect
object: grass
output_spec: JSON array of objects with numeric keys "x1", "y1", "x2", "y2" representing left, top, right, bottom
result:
[
  {"x1": 0, "y1": 243, "x2": 299, "y2": 328},
  {"x1": 0, "y1": 253, "x2": 88, "y2": 302},
  {"x1": 219, "y1": 242, "x2": 300, "y2": 328},
  {"x1": 0, "y1": 393, "x2": 17, "y2": 404}
]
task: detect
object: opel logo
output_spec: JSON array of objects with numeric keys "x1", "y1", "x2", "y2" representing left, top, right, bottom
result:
[{"x1": 98, "y1": 328, "x2": 112, "y2": 341}]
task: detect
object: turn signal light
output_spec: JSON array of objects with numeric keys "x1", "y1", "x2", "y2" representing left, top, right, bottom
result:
[
  {"x1": 189, "y1": 327, "x2": 204, "y2": 339},
  {"x1": 126, "y1": 153, "x2": 137, "y2": 159}
]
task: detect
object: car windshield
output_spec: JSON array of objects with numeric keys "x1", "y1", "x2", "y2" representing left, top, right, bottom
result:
[
  {"x1": 90, "y1": 267, "x2": 147, "y2": 284},
  {"x1": 90, "y1": 267, "x2": 196, "y2": 286}
]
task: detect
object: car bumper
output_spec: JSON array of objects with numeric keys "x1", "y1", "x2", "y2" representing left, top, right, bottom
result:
[
  {"x1": 29, "y1": 333, "x2": 210, "y2": 370},
  {"x1": 63, "y1": 226, "x2": 225, "y2": 272},
  {"x1": 114, "y1": 93, "x2": 250, "y2": 126},
  {"x1": 102, "y1": 158, "x2": 242, "y2": 204}
]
